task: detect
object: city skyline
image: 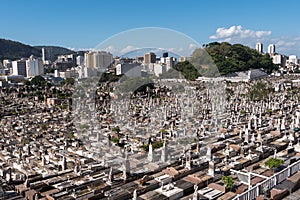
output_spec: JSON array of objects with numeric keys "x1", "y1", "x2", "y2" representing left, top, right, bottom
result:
[{"x1": 1, "y1": 0, "x2": 300, "y2": 56}]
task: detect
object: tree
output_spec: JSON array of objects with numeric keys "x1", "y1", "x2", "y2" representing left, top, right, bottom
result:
[
  {"x1": 204, "y1": 42, "x2": 277, "y2": 75},
  {"x1": 65, "y1": 78, "x2": 75, "y2": 85},
  {"x1": 31, "y1": 76, "x2": 46, "y2": 86},
  {"x1": 222, "y1": 176, "x2": 234, "y2": 189},
  {"x1": 248, "y1": 81, "x2": 272, "y2": 101},
  {"x1": 264, "y1": 158, "x2": 284, "y2": 169}
]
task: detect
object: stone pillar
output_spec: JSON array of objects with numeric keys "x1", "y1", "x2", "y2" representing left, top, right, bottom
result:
[{"x1": 148, "y1": 143, "x2": 153, "y2": 162}]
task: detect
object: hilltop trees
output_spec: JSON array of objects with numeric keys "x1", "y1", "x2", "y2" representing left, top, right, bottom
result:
[{"x1": 204, "y1": 42, "x2": 277, "y2": 75}]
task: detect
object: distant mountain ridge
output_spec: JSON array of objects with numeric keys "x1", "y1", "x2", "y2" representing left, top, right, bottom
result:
[{"x1": 0, "y1": 38, "x2": 75, "y2": 62}]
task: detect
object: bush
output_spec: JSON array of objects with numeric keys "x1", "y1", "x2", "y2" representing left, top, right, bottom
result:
[
  {"x1": 222, "y1": 176, "x2": 233, "y2": 189},
  {"x1": 265, "y1": 158, "x2": 284, "y2": 169}
]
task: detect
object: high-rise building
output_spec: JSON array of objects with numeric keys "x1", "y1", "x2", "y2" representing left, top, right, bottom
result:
[
  {"x1": 272, "y1": 54, "x2": 287, "y2": 68},
  {"x1": 288, "y1": 55, "x2": 298, "y2": 65},
  {"x1": 12, "y1": 59, "x2": 27, "y2": 76},
  {"x1": 26, "y1": 55, "x2": 44, "y2": 77},
  {"x1": 42, "y1": 47, "x2": 54, "y2": 63},
  {"x1": 84, "y1": 51, "x2": 113, "y2": 72},
  {"x1": 256, "y1": 43, "x2": 263, "y2": 53},
  {"x1": 268, "y1": 44, "x2": 275, "y2": 55},
  {"x1": 144, "y1": 52, "x2": 156, "y2": 64},
  {"x1": 166, "y1": 57, "x2": 176, "y2": 71},
  {"x1": 2, "y1": 59, "x2": 12, "y2": 68},
  {"x1": 162, "y1": 52, "x2": 169, "y2": 58},
  {"x1": 76, "y1": 55, "x2": 84, "y2": 66}
]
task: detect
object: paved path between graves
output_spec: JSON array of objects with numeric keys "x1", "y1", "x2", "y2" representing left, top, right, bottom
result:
[{"x1": 283, "y1": 188, "x2": 300, "y2": 200}]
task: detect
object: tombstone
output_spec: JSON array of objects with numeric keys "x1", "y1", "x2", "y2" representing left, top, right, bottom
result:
[
  {"x1": 133, "y1": 189, "x2": 137, "y2": 200},
  {"x1": 208, "y1": 160, "x2": 215, "y2": 178},
  {"x1": 206, "y1": 145, "x2": 212, "y2": 161},
  {"x1": 281, "y1": 118, "x2": 286, "y2": 130},
  {"x1": 273, "y1": 149, "x2": 277, "y2": 158},
  {"x1": 161, "y1": 140, "x2": 167, "y2": 163},
  {"x1": 61, "y1": 156, "x2": 67, "y2": 171},
  {"x1": 193, "y1": 185, "x2": 198, "y2": 200},
  {"x1": 246, "y1": 149, "x2": 252, "y2": 160},
  {"x1": 257, "y1": 132, "x2": 262, "y2": 144},
  {"x1": 42, "y1": 154, "x2": 46, "y2": 166},
  {"x1": 108, "y1": 167, "x2": 113, "y2": 183},
  {"x1": 148, "y1": 142, "x2": 153, "y2": 162},
  {"x1": 185, "y1": 147, "x2": 192, "y2": 170},
  {"x1": 124, "y1": 148, "x2": 130, "y2": 173},
  {"x1": 296, "y1": 111, "x2": 300, "y2": 127},
  {"x1": 245, "y1": 128, "x2": 249, "y2": 143}
]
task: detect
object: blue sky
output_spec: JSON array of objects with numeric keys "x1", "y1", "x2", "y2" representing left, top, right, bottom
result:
[{"x1": 1, "y1": 0, "x2": 300, "y2": 56}]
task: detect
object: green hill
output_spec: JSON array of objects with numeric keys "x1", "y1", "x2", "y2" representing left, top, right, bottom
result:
[
  {"x1": 0, "y1": 39, "x2": 41, "y2": 61},
  {"x1": 204, "y1": 42, "x2": 277, "y2": 75},
  {"x1": 34, "y1": 46, "x2": 75, "y2": 61},
  {"x1": 0, "y1": 38, "x2": 75, "y2": 62}
]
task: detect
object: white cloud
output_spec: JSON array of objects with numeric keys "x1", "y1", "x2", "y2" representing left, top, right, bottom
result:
[
  {"x1": 104, "y1": 45, "x2": 116, "y2": 53},
  {"x1": 209, "y1": 25, "x2": 272, "y2": 40},
  {"x1": 120, "y1": 45, "x2": 138, "y2": 54},
  {"x1": 188, "y1": 43, "x2": 198, "y2": 50}
]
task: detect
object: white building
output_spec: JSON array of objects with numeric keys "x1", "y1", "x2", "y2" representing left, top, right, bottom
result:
[
  {"x1": 153, "y1": 64, "x2": 166, "y2": 77},
  {"x1": 116, "y1": 63, "x2": 141, "y2": 77},
  {"x1": 26, "y1": 56, "x2": 44, "y2": 77},
  {"x1": 272, "y1": 54, "x2": 286, "y2": 67},
  {"x1": 166, "y1": 57, "x2": 176, "y2": 71},
  {"x1": 12, "y1": 60, "x2": 27, "y2": 77},
  {"x1": 76, "y1": 55, "x2": 84, "y2": 66},
  {"x1": 256, "y1": 43, "x2": 263, "y2": 53},
  {"x1": 84, "y1": 51, "x2": 113, "y2": 72},
  {"x1": 2, "y1": 59, "x2": 12, "y2": 68},
  {"x1": 288, "y1": 55, "x2": 298, "y2": 65},
  {"x1": 268, "y1": 44, "x2": 275, "y2": 55}
]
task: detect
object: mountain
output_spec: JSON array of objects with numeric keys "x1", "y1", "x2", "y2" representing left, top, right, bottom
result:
[
  {"x1": 0, "y1": 39, "x2": 41, "y2": 61},
  {"x1": 0, "y1": 38, "x2": 75, "y2": 62},
  {"x1": 34, "y1": 46, "x2": 75, "y2": 61}
]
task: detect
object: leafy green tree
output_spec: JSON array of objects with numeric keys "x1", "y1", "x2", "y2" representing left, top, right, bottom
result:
[
  {"x1": 222, "y1": 176, "x2": 234, "y2": 189},
  {"x1": 264, "y1": 158, "x2": 284, "y2": 169},
  {"x1": 204, "y1": 42, "x2": 277, "y2": 75},
  {"x1": 31, "y1": 76, "x2": 46, "y2": 86},
  {"x1": 65, "y1": 78, "x2": 75, "y2": 85}
]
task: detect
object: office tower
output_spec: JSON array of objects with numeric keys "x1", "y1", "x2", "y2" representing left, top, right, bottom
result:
[
  {"x1": 144, "y1": 52, "x2": 156, "y2": 64},
  {"x1": 26, "y1": 55, "x2": 44, "y2": 77},
  {"x1": 12, "y1": 59, "x2": 27, "y2": 76},
  {"x1": 84, "y1": 51, "x2": 113, "y2": 71},
  {"x1": 256, "y1": 43, "x2": 263, "y2": 53},
  {"x1": 268, "y1": 44, "x2": 275, "y2": 54}
]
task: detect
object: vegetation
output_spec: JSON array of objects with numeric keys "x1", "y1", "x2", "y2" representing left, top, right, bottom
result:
[
  {"x1": 111, "y1": 137, "x2": 119, "y2": 143},
  {"x1": 0, "y1": 38, "x2": 75, "y2": 61},
  {"x1": 0, "y1": 38, "x2": 41, "y2": 61},
  {"x1": 99, "y1": 72, "x2": 122, "y2": 83},
  {"x1": 34, "y1": 45, "x2": 75, "y2": 62},
  {"x1": 31, "y1": 76, "x2": 47, "y2": 86},
  {"x1": 158, "y1": 42, "x2": 276, "y2": 80},
  {"x1": 116, "y1": 77, "x2": 154, "y2": 94},
  {"x1": 204, "y1": 42, "x2": 277, "y2": 75},
  {"x1": 65, "y1": 78, "x2": 75, "y2": 85},
  {"x1": 222, "y1": 176, "x2": 234, "y2": 189},
  {"x1": 41, "y1": 124, "x2": 48, "y2": 131},
  {"x1": 20, "y1": 137, "x2": 31, "y2": 145},
  {"x1": 112, "y1": 126, "x2": 120, "y2": 133},
  {"x1": 264, "y1": 158, "x2": 284, "y2": 169},
  {"x1": 173, "y1": 61, "x2": 201, "y2": 80},
  {"x1": 79, "y1": 124, "x2": 89, "y2": 130},
  {"x1": 248, "y1": 81, "x2": 272, "y2": 101},
  {"x1": 140, "y1": 141, "x2": 164, "y2": 151}
]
